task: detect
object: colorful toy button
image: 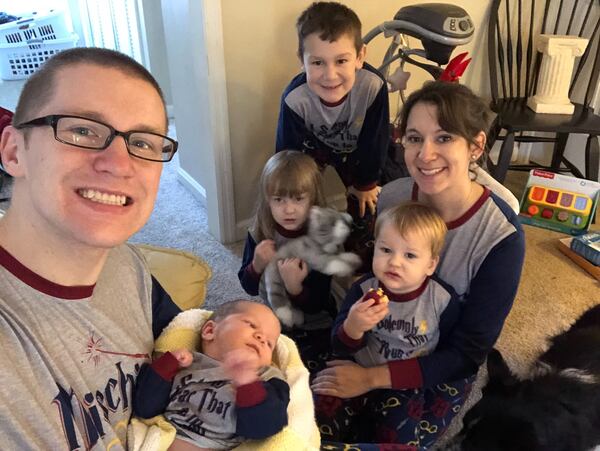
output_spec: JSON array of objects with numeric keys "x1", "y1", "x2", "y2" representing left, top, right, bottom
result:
[
  {"x1": 546, "y1": 190, "x2": 559, "y2": 203},
  {"x1": 531, "y1": 186, "x2": 545, "y2": 201},
  {"x1": 574, "y1": 196, "x2": 588, "y2": 211},
  {"x1": 559, "y1": 193, "x2": 573, "y2": 207},
  {"x1": 572, "y1": 215, "x2": 582, "y2": 226},
  {"x1": 557, "y1": 211, "x2": 569, "y2": 222},
  {"x1": 541, "y1": 208, "x2": 553, "y2": 219},
  {"x1": 527, "y1": 205, "x2": 539, "y2": 215}
]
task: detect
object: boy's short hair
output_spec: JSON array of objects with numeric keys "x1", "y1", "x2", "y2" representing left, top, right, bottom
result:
[
  {"x1": 296, "y1": 2, "x2": 363, "y2": 57},
  {"x1": 375, "y1": 202, "x2": 447, "y2": 258}
]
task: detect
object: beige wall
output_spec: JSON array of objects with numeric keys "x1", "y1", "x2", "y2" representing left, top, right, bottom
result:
[{"x1": 220, "y1": 0, "x2": 493, "y2": 232}]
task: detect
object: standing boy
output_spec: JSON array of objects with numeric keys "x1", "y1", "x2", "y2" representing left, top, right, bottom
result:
[{"x1": 276, "y1": 2, "x2": 391, "y2": 255}]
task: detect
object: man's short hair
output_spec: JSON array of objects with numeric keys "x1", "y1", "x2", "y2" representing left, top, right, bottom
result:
[
  {"x1": 13, "y1": 47, "x2": 167, "y2": 127},
  {"x1": 375, "y1": 202, "x2": 448, "y2": 258},
  {"x1": 296, "y1": 2, "x2": 363, "y2": 58}
]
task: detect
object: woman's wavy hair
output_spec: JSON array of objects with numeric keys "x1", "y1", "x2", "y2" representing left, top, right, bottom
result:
[{"x1": 251, "y1": 150, "x2": 326, "y2": 242}]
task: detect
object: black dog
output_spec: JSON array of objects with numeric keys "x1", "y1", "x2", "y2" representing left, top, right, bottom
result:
[{"x1": 449, "y1": 304, "x2": 600, "y2": 451}]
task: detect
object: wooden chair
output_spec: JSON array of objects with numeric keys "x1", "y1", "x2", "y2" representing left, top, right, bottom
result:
[{"x1": 486, "y1": 0, "x2": 600, "y2": 183}]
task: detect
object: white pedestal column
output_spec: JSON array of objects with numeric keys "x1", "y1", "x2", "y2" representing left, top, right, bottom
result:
[{"x1": 527, "y1": 35, "x2": 588, "y2": 114}]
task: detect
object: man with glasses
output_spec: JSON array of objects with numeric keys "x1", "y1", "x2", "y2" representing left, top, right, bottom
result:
[{"x1": 0, "y1": 48, "x2": 181, "y2": 449}]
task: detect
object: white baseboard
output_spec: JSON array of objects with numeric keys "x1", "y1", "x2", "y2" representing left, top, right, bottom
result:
[{"x1": 177, "y1": 167, "x2": 207, "y2": 208}]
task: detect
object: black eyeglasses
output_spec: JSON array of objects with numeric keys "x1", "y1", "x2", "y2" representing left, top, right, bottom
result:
[{"x1": 15, "y1": 114, "x2": 178, "y2": 162}]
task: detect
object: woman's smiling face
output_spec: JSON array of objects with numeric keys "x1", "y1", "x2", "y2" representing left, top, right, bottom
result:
[{"x1": 402, "y1": 102, "x2": 484, "y2": 196}]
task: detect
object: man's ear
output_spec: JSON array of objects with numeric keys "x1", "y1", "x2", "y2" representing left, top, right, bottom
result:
[
  {"x1": 356, "y1": 44, "x2": 366, "y2": 69},
  {"x1": 0, "y1": 125, "x2": 25, "y2": 177},
  {"x1": 201, "y1": 320, "x2": 216, "y2": 342}
]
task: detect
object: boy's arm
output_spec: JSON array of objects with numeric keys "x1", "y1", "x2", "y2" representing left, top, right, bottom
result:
[
  {"x1": 276, "y1": 92, "x2": 309, "y2": 152},
  {"x1": 133, "y1": 352, "x2": 180, "y2": 418},
  {"x1": 238, "y1": 232, "x2": 261, "y2": 295},
  {"x1": 331, "y1": 277, "x2": 370, "y2": 355},
  {"x1": 235, "y1": 378, "x2": 290, "y2": 439},
  {"x1": 353, "y1": 72, "x2": 390, "y2": 188}
]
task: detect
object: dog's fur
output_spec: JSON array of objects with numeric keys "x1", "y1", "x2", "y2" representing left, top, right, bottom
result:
[{"x1": 450, "y1": 304, "x2": 600, "y2": 451}]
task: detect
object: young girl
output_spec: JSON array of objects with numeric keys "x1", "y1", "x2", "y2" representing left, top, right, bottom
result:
[{"x1": 238, "y1": 150, "x2": 336, "y2": 373}]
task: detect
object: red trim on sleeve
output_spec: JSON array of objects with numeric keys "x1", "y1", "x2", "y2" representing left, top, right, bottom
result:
[
  {"x1": 337, "y1": 324, "x2": 364, "y2": 349},
  {"x1": 388, "y1": 358, "x2": 423, "y2": 390},
  {"x1": 151, "y1": 352, "x2": 181, "y2": 380},
  {"x1": 236, "y1": 380, "x2": 267, "y2": 407},
  {"x1": 353, "y1": 181, "x2": 379, "y2": 192}
]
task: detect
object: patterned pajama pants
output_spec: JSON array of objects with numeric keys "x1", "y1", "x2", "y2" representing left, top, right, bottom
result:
[{"x1": 316, "y1": 376, "x2": 474, "y2": 450}]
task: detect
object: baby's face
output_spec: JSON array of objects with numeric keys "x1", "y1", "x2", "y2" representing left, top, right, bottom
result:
[{"x1": 207, "y1": 303, "x2": 280, "y2": 367}]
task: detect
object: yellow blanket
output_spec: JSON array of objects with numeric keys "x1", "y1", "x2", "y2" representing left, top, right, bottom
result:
[{"x1": 127, "y1": 308, "x2": 320, "y2": 451}]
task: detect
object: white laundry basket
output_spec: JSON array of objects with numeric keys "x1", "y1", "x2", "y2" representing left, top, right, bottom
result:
[
  {"x1": 0, "y1": 34, "x2": 78, "y2": 80},
  {"x1": 0, "y1": 10, "x2": 71, "y2": 45}
]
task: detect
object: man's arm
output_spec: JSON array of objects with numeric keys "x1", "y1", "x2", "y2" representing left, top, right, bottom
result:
[
  {"x1": 151, "y1": 276, "x2": 181, "y2": 339},
  {"x1": 133, "y1": 352, "x2": 180, "y2": 418}
]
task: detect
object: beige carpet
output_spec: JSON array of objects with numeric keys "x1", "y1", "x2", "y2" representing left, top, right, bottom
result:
[{"x1": 495, "y1": 221, "x2": 599, "y2": 376}]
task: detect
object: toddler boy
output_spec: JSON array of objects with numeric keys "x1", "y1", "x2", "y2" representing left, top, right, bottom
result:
[
  {"x1": 276, "y1": 2, "x2": 392, "y2": 241},
  {"x1": 134, "y1": 300, "x2": 289, "y2": 450},
  {"x1": 314, "y1": 203, "x2": 461, "y2": 442}
]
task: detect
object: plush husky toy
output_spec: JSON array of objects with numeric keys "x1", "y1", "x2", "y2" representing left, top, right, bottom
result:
[{"x1": 260, "y1": 207, "x2": 361, "y2": 328}]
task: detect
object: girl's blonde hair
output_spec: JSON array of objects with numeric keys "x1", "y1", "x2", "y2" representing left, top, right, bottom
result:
[
  {"x1": 251, "y1": 150, "x2": 327, "y2": 241},
  {"x1": 375, "y1": 202, "x2": 447, "y2": 258}
]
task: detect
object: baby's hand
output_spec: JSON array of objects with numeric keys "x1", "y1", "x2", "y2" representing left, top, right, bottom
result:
[
  {"x1": 343, "y1": 294, "x2": 389, "y2": 340},
  {"x1": 252, "y1": 240, "x2": 276, "y2": 273},
  {"x1": 222, "y1": 348, "x2": 261, "y2": 387},
  {"x1": 170, "y1": 349, "x2": 194, "y2": 368}
]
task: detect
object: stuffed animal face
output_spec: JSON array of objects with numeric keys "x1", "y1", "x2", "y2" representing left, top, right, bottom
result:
[{"x1": 307, "y1": 207, "x2": 352, "y2": 251}]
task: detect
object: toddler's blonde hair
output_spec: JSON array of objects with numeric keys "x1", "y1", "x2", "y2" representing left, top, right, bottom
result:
[{"x1": 375, "y1": 202, "x2": 447, "y2": 258}]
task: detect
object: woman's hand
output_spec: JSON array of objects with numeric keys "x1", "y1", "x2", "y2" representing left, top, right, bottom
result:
[
  {"x1": 278, "y1": 258, "x2": 309, "y2": 296},
  {"x1": 343, "y1": 296, "x2": 389, "y2": 340},
  {"x1": 311, "y1": 360, "x2": 385, "y2": 399},
  {"x1": 252, "y1": 239, "x2": 276, "y2": 273},
  {"x1": 347, "y1": 185, "x2": 381, "y2": 218}
]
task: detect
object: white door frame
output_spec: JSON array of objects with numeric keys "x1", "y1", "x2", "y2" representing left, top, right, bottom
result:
[{"x1": 158, "y1": 0, "x2": 237, "y2": 244}]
